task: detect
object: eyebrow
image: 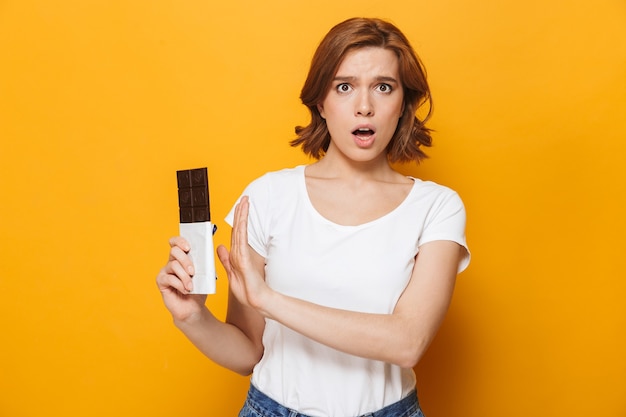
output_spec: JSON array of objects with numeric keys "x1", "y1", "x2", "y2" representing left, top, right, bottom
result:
[{"x1": 333, "y1": 75, "x2": 400, "y2": 84}]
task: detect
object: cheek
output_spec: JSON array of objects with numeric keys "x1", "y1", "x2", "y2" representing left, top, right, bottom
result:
[
  {"x1": 319, "y1": 103, "x2": 346, "y2": 127},
  {"x1": 381, "y1": 115, "x2": 402, "y2": 139},
  {"x1": 384, "y1": 106, "x2": 403, "y2": 125},
  {"x1": 387, "y1": 100, "x2": 405, "y2": 123},
  {"x1": 325, "y1": 118, "x2": 343, "y2": 137}
]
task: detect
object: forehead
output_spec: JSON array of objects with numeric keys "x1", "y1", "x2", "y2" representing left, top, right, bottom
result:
[{"x1": 335, "y1": 47, "x2": 400, "y2": 77}]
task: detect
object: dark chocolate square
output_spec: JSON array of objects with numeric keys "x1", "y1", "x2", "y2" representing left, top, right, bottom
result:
[
  {"x1": 192, "y1": 206, "x2": 210, "y2": 222},
  {"x1": 176, "y1": 170, "x2": 191, "y2": 189},
  {"x1": 191, "y1": 187, "x2": 208, "y2": 206},
  {"x1": 179, "y1": 207, "x2": 194, "y2": 223},
  {"x1": 191, "y1": 168, "x2": 208, "y2": 186},
  {"x1": 177, "y1": 167, "x2": 210, "y2": 223},
  {"x1": 178, "y1": 188, "x2": 193, "y2": 207}
]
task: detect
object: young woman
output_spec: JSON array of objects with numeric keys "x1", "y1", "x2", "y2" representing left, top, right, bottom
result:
[{"x1": 157, "y1": 17, "x2": 470, "y2": 417}]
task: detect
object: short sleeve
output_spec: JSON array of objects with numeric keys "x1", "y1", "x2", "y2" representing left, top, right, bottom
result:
[
  {"x1": 419, "y1": 189, "x2": 470, "y2": 273},
  {"x1": 224, "y1": 175, "x2": 271, "y2": 258}
]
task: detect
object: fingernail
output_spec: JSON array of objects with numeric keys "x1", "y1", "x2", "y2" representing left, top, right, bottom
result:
[
  {"x1": 187, "y1": 281, "x2": 193, "y2": 292},
  {"x1": 188, "y1": 265, "x2": 194, "y2": 275}
]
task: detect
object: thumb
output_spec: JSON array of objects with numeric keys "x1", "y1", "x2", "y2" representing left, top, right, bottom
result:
[{"x1": 216, "y1": 244, "x2": 231, "y2": 273}]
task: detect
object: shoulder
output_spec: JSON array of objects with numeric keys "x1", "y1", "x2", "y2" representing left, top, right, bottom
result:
[
  {"x1": 246, "y1": 165, "x2": 304, "y2": 190},
  {"x1": 239, "y1": 165, "x2": 304, "y2": 208},
  {"x1": 226, "y1": 166, "x2": 304, "y2": 227},
  {"x1": 409, "y1": 178, "x2": 464, "y2": 208}
]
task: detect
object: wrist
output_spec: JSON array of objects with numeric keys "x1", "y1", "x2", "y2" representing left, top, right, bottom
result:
[
  {"x1": 173, "y1": 305, "x2": 210, "y2": 329},
  {"x1": 255, "y1": 288, "x2": 280, "y2": 320}
]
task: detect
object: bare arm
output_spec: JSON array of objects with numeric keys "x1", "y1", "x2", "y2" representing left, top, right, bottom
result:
[
  {"x1": 259, "y1": 240, "x2": 461, "y2": 368},
  {"x1": 227, "y1": 196, "x2": 464, "y2": 368},
  {"x1": 156, "y1": 236, "x2": 265, "y2": 376}
]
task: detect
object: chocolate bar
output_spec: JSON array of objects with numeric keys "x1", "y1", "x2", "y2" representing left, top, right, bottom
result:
[
  {"x1": 176, "y1": 167, "x2": 216, "y2": 295},
  {"x1": 177, "y1": 168, "x2": 210, "y2": 223}
]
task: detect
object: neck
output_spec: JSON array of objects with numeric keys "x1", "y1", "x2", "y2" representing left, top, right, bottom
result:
[{"x1": 309, "y1": 146, "x2": 398, "y2": 182}]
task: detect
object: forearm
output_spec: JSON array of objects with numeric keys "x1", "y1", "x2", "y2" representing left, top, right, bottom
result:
[
  {"x1": 260, "y1": 291, "x2": 431, "y2": 368},
  {"x1": 255, "y1": 242, "x2": 462, "y2": 368},
  {"x1": 174, "y1": 307, "x2": 263, "y2": 375}
]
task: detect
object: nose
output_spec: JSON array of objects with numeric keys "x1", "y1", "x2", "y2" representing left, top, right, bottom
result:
[{"x1": 355, "y1": 92, "x2": 374, "y2": 117}]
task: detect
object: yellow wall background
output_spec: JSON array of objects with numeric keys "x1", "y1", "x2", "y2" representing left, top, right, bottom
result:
[{"x1": 1, "y1": 0, "x2": 624, "y2": 416}]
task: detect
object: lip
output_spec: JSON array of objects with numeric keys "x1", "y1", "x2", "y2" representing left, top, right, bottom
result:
[
  {"x1": 351, "y1": 124, "x2": 377, "y2": 135},
  {"x1": 351, "y1": 124, "x2": 377, "y2": 148}
]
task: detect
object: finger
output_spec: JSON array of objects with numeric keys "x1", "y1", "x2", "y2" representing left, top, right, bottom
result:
[
  {"x1": 235, "y1": 196, "x2": 249, "y2": 226},
  {"x1": 168, "y1": 236, "x2": 190, "y2": 252},
  {"x1": 231, "y1": 199, "x2": 242, "y2": 250},
  {"x1": 233, "y1": 196, "x2": 249, "y2": 259},
  {"x1": 156, "y1": 268, "x2": 190, "y2": 294},
  {"x1": 237, "y1": 197, "x2": 250, "y2": 236},
  {"x1": 160, "y1": 257, "x2": 194, "y2": 292},
  {"x1": 169, "y1": 245, "x2": 195, "y2": 276},
  {"x1": 169, "y1": 259, "x2": 194, "y2": 292}
]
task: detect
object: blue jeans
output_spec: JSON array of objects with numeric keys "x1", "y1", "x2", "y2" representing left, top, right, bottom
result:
[{"x1": 238, "y1": 383, "x2": 425, "y2": 417}]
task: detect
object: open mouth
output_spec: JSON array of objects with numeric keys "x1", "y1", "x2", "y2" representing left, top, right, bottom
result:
[{"x1": 352, "y1": 127, "x2": 375, "y2": 139}]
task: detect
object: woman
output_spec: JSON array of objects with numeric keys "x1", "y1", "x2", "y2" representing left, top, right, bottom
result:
[{"x1": 157, "y1": 17, "x2": 470, "y2": 417}]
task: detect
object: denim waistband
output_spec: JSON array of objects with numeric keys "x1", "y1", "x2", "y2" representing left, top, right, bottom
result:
[{"x1": 243, "y1": 383, "x2": 421, "y2": 417}]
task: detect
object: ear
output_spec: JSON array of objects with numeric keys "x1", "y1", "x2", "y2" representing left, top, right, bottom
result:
[{"x1": 317, "y1": 103, "x2": 326, "y2": 119}]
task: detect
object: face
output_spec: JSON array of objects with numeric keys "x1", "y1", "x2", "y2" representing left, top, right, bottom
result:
[{"x1": 317, "y1": 47, "x2": 404, "y2": 164}]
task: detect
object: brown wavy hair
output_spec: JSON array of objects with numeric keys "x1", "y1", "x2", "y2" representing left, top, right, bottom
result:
[{"x1": 291, "y1": 17, "x2": 433, "y2": 163}]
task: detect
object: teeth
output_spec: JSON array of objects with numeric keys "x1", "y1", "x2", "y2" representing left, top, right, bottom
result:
[{"x1": 353, "y1": 127, "x2": 374, "y2": 136}]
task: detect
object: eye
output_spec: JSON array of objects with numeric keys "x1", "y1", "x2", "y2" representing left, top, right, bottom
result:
[
  {"x1": 376, "y1": 83, "x2": 393, "y2": 93},
  {"x1": 336, "y1": 83, "x2": 353, "y2": 93}
]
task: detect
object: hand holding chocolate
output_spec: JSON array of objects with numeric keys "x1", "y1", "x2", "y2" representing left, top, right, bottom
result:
[{"x1": 177, "y1": 168, "x2": 217, "y2": 294}]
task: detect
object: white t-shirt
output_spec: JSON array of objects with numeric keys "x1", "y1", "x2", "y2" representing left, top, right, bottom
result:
[{"x1": 226, "y1": 165, "x2": 469, "y2": 417}]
